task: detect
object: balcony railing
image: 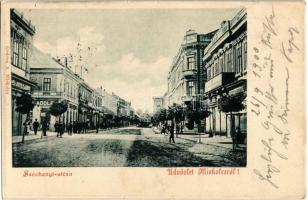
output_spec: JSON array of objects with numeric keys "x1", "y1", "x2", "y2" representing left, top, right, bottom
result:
[
  {"x1": 205, "y1": 72, "x2": 235, "y2": 93},
  {"x1": 183, "y1": 69, "x2": 197, "y2": 78},
  {"x1": 33, "y1": 91, "x2": 63, "y2": 97}
]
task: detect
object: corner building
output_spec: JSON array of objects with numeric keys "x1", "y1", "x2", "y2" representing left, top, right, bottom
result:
[
  {"x1": 203, "y1": 8, "x2": 247, "y2": 137},
  {"x1": 165, "y1": 29, "x2": 216, "y2": 107},
  {"x1": 11, "y1": 9, "x2": 37, "y2": 135},
  {"x1": 30, "y1": 47, "x2": 80, "y2": 131}
]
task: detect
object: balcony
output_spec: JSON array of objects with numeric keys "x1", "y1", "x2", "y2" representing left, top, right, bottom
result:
[
  {"x1": 183, "y1": 69, "x2": 197, "y2": 78},
  {"x1": 205, "y1": 72, "x2": 235, "y2": 93},
  {"x1": 33, "y1": 91, "x2": 63, "y2": 97}
]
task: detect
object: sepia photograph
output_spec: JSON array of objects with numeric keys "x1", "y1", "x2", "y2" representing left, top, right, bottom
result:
[
  {"x1": 11, "y1": 7, "x2": 247, "y2": 167},
  {"x1": 2, "y1": 1, "x2": 306, "y2": 199}
]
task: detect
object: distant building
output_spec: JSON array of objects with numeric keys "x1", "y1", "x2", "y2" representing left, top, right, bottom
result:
[
  {"x1": 110, "y1": 94, "x2": 130, "y2": 118},
  {"x1": 96, "y1": 87, "x2": 118, "y2": 116},
  {"x1": 152, "y1": 96, "x2": 164, "y2": 114},
  {"x1": 30, "y1": 47, "x2": 80, "y2": 131},
  {"x1": 11, "y1": 9, "x2": 37, "y2": 135},
  {"x1": 203, "y1": 8, "x2": 247, "y2": 137}
]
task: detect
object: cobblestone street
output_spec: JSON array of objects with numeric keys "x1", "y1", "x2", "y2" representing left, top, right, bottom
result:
[{"x1": 13, "y1": 127, "x2": 246, "y2": 167}]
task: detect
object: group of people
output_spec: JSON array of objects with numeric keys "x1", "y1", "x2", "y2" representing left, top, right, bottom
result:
[
  {"x1": 53, "y1": 120, "x2": 92, "y2": 136},
  {"x1": 23, "y1": 118, "x2": 49, "y2": 137},
  {"x1": 160, "y1": 123, "x2": 183, "y2": 143},
  {"x1": 23, "y1": 118, "x2": 95, "y2": 138}
]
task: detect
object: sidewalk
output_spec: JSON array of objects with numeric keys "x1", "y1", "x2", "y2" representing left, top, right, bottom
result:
[
  {"x1": 178, "y1": 134, "x2": 246, "y2": 150},
  {"x1": 12, "y1": 131, "x2": 58, "y2": 144},
  {"x1": 177, "y1": 134, "x2": 246, "y2": 166},
  {"x1": 12, "y1": 127, "x2": 132, "y2": 144}
]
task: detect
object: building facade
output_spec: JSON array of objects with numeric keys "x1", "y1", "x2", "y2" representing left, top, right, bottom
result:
[
  {"x1": 78, "y1": 80, "x2": 94, "y2": 125},
  {"x1": 203, "y1": 8, "x2": 247, "y2": 137},
  {"x1": 11, "y1": 9, "x2": 37, "y2": 135},
  {"x1": 152, "y1": 96, "x2": 164, "y2": 114},
  {"x1": 96, "y1": 87, "x2": 118, "y2": 116},
  {"x1": 165, "y1": 29, "x2": 216, "y2": 108},
  {"x1": 90, "y1": 89, "x2": 103, "y2": 129},
  {"x1": 30, "y1": 47, "x2": 80, "y2": 131}
]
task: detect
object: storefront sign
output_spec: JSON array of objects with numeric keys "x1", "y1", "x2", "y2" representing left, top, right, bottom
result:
[{"x1": 38, "y1": 100, "x2": 52, "y2": 106}]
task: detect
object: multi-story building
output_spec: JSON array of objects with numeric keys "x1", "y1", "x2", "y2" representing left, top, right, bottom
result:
[
  {"x1": 96, "y1": 87, "x2": 118, "y2": 116},
  {"x1": 152, "y1": 96, "x2": 164, "y2": 114},
  {"x1": 89, "y1": 89, "x2": 103, "y2": 129},
  {"x1": 78, "y1": 80, "x2": 94, "y2": 125},
  {"x1": 203, "y1": 8, "x2": 247, "y2": 137},
  {"x1": 165, "y1": 29, "x2": 217, "y2": 108},
  {"x1": 30, "y1": 47, "x2": 80, "y2": 131},
  {"x1": 11, "y1": 9, "x2": 37, "y2": 135},
  {"x1": 114, "y1": 94, "x2": 131, "y2": 117}
]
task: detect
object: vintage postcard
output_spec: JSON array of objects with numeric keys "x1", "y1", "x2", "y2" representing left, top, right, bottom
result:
[{"x1": 0, "y1": 0, "x2": 305, "y2": 199}]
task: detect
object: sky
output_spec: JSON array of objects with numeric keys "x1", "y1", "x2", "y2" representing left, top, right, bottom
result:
[{"x1": 22, "y1": 8, "x2": 240, "y2": 113}]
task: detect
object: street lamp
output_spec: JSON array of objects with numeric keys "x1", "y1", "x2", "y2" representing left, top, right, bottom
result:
[{"x1": 195, "y1": 92, "x2": 204, "y2": 144}]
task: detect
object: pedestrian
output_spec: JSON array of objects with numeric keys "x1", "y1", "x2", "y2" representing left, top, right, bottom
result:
[
  {"x1": 169, "y1": 122, "x2": 175, "y2": 143},
  {"x1": 78, "y1": 121, "x2": 81, "y2": 134},
  {"x1": 55, "y1": 121, "x2": 60, "y2": 137},
  {"x1": 233, "y1": 127, "x2": 241, "y2": 150},
  {"x1": 68, "y1": 122, "x2": 73, "y2": 135},
  {"x1": 73, "y1": 121, "x2": 77, "y2": 133},
  {"x1": 32, "y1": 119, "x2": 40, "y2": 135},
  {"x1": 59, "y1": 121, "x2": 64, "y2": 138},
  {"x1": 42, "y1": 119, "x2": 48, "y2": 138},
  {"x1": 161, "y1": 124, "x2": 166, "y2": 134}
]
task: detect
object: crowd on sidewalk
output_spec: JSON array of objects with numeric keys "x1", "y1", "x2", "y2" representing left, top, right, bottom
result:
[{"x1": 20, "y1": 117, "x2": 123, "y2": 140}]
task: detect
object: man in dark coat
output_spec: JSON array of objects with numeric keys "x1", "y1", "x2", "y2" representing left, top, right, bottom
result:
[
  {"x1": 55, "y1": 121, "x2": 60, "y2": 137},
  {"x1": 32, "y1": 119, "x2": 39, "y2": 135},
  {"x1": 169, "y1": 122, "x2": 175, "y2": 143},
  {"x1": 68, "y1": 122, "x2": 73, "y2": 135},
  {"x1": 73, "y1": 121, "x2": 77, "y2": 133},
  {"x1": 42, "y1": 120, "x2": 48, "y2": 137}
]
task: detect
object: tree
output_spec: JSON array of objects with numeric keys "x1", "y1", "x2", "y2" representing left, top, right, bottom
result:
[
  {"x1": 218, "y1": 94, "x2": 246, "y2": 114},
  {"x1": 184, "y1": 101, "x2": 211, "y2": 132},
  {"x1": 172, "y1": 104, "x2": 184, "y2": 124},
  {"x1": 49, "y1": 100, "x2": 68, "y2": 122},
  {"x1": 15, "y1": 93, "x2": 36, "y2": 143}
]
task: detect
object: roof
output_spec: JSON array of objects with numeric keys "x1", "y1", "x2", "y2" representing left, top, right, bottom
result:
[{"x1": 30, "y1": 46, "x2": 64, "y2": 69}]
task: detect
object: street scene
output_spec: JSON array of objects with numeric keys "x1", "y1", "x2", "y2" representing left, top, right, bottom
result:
[
  {"x1": 13, "y1": 127, "x2": 246, "y2": 167},
  {"x1": 11, "y1": 7, "x2": 247, "y2": 167}
]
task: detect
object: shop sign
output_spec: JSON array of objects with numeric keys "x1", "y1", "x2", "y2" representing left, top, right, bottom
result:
[{"x1": 38, "y1": 100, "x2": 52, "y2": 106}]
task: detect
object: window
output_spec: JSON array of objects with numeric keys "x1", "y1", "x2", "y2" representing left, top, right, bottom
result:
[
  {"x1": 233, "y1": 46, "x2": 237, "y2": 72},
  {"x1": 227, "y1": 50, "x2": 232, "y2": 72},
  {"x1": 43, "y1": 78, "x2": 51, "y2": 91},
  {"x1": 187, "y1": 56, "x2": 195, "y2": 70},
  {"x1": 188, "y1": 81, "x2": 194, "y2": 96},
  {"x1": 208, "y1": 68, "x2": 211, "y2": 80},
  {"x1": 21, "y1": 47, "x2": 27, "y2": 70},
  {"x1": 219, "y1": 57, "x2": 224, "y2": 73},
  {"x1": 13, "y1": 40, "x2": 19, "y2": 67},
  {"x1": 215, "y1": 62, "x2": 218, "y2": 76},
  {"x1": 237, "y1": 43, "x2": 243, "y2": 73},
  {"x1": 244, "y1": 41, "x2": 247, "y2": 71}
]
